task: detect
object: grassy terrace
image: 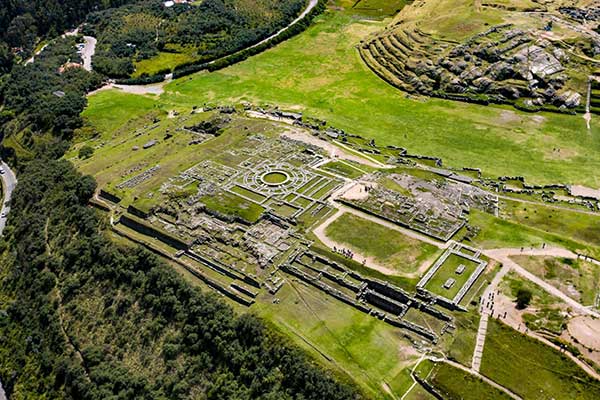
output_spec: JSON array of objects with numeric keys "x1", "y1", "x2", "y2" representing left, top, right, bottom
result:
[
  {"x1": 324, "y1": 213, "x2": 439, "y2": 276},
  {"x1": 481, "y1": 319, "x2": 600, "y2": 400}
]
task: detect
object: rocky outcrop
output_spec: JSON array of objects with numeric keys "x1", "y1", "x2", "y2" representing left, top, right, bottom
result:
[{"x1": 360, "y1": 22, "x2": 589, "y2": 111}]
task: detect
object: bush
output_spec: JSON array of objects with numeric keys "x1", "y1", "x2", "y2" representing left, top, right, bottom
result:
[
  {"x1": 516, "y1": 288, "x2": 532, "y2": 309},
  {"x1": 78, "y1": 145, "x2": 94, "y2": 159}
]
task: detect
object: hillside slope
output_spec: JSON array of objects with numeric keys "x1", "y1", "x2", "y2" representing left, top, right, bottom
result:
[{"x1": 359, "y1": 0, "x2": 600, "y2": 112}]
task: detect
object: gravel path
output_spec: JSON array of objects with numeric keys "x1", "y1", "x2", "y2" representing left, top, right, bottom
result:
[
  {"x1": 0, "y1": 160, "x2": 17, "y2": 236},
  {"x1": 81, "y1": 36, "x2": 97, "y2": 71},
  {"x1": 483, "y1": 247, "x2": 600, "y2": 318}
]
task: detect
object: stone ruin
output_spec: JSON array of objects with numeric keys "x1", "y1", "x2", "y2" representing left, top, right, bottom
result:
[
  {"x1": 360, "y1": 21, "x2": 590, "y2": 110},
  {"x1": 339, "y1": 172, "x2": 498, "y2": 241},
  {"x1": 417, "y1": 243, "x2": 487, "y2": 310},
  {"x1": 281, "y1": 250, "x2": 455, "y2": 343}
]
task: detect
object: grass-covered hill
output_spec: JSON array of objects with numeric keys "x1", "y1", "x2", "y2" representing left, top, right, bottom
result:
[
  {"x1": 85, "y1": 0, "x2": 308, "y2": 78},
  {"x1": 360, "y1": 0, "x2": 600, "y2": 112}
]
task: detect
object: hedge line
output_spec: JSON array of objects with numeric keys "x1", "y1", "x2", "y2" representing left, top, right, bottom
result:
[{"x1": 115, "y1": 0, "x2": 327, "y2": 84}]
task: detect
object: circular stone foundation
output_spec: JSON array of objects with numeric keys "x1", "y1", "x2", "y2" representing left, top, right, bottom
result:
[{"x1": 261, "y1": 171, "x2": 290, "y2": 186}]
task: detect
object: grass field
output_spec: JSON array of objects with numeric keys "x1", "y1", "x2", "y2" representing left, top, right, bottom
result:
[
  {"x1": 509, "y1": 256, "x2": 600, "y2": 307},
  {"x1": 201, "y1": 191, "x2": 265, "y2": 223},
  {"x1": 133, "y1": 51, "x2": 196, "y2": 77},
  {"x1": 138, "y1": 4, "x2": 600, "y2": 187},
  {"x1": 424, "y1": 253, "x2": 480, "y2": 300},
  {"x1": 481, "y1": 319, "x2": 600, "y2": 399},
  {"x1": 83, "y1": 4, "x2": 600, "y2": 188},
  {"x1": 254, "y1": 280, "x2": 419, "y2": 399},
  {"x1": 324, "y1": 213, "x2": 439, "y2": 276},
  {"x1": 320, "y1": 160, "x2": 369, "y2": 179},
  {"x1": 466, "y1": 209, "x2": 600, "y2": 259},
  {"x1": 500, "y1": 199, "x2": 600, "y2": 248},
  {"x1": 350, "y1": 0, "x2": 409, "y2": 18},
  {"x1": 428, "y1": 362, "x2": 511, "y2": 400}
]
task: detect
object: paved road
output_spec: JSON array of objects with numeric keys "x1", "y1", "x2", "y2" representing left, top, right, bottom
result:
[
  {"x1": 81, "y1": 36, "x2": 97, "y2": 72},
  {"x1": 0, "y1": 161, "x2": 17, "y2": 236},
  {"x1": 0, "y1": 160, "x2": 15, "y2": 398}
]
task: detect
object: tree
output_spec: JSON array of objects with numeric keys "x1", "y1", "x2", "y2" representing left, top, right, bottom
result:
[
  {"x1": 516, "y1": 288, "x2": 532, "y2": 309},
  {"x1": 78, "y1": 145, "x2": 94, "y2": 159}
]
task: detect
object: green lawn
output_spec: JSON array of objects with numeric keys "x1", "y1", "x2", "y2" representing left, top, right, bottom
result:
[
  {"x1": 201, "y1": 191, "x2": 265, "y2": 223},
  {"x1": 467, "y1": 209, "x2": 600, "y2": 259},
  {"x1": 80, "y1": 90, "x2": 160, "y2": 140},
  {"x1": 320, "y1": 160, "x2": 369, "y2": 179},
  {"x1": 500, "y1": 199, "x2": 600, "y2": 248},
  {"x1": 424, "y1": 253, "x2": 480, "y2": 300},
  {"x1": 324, "y1": 213, "x2": 439, "y2": 276},
  {"x1": 429, "y1": 362, "x2": 511, "y2": 400},
  {"x1": 253, "y1": 281, "x2": 419, "y2": 399},
  {"x1": 481, "y1": 319, "x2": 600, "y2": 399}
]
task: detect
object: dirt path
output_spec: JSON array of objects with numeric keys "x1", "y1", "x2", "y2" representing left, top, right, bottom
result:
[
  {"x1": 88, "y1": 81, "x2": 167, "y2": 96},
  {"x1": 279, "y1": 128, "x2": 383, "y2": 168},
  {"x1": 483, "y1": 247, "x2": 600, "y2": 318}
]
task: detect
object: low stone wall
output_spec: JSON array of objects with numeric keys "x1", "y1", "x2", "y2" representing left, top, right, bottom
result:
[
  {"x1": 98, "y1": 189, "x2": 121, "y2": 204},
  {"x1": 119, "y1": 214, "x2": 188, "y2": 250}
]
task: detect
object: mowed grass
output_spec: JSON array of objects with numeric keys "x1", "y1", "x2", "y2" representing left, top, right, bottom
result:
[
  {"x1": 201, "y1": 191, "x2": 265, "y2": 223},
  {"x1": 128, "y1": 5, "x2": 600, "y2": 188},
  {"x1": 324, "y1": 213, "x2": 439, "y2": 276},
  {"x1": 500, "y1": 199, "x2": 600, "y2": 248},
  {"x1": 428, "y1": 362, "x2": 511, "y2": 400},
  {"x1": 424, "y1": 253, "x2": 480, "y2": 300},
  {"x1": 81, "y1": 90, "x2": 159, "y2": 139},
  {"x1": 466, "y1": 209, "x2": 600, "y2": 258},
  {"x1": 481, "y1": 319, "x2": 600, "y2": 400},
  {"x1": 254, "y1": 281, "x2": 419, "y2": 399}
]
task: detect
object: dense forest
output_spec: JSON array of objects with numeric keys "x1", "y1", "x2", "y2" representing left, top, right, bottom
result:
[
  {"x1": 86, "y1": 0, "x2": 307, "y2": 77},
  {"x1": 0, "y1": 0, "x2": 136, "y2": 56},
  {"x1": 0, "y1": 1, "x2": 358, "y2": 399},
  {"x1": 0, "y1": 156, "x2": 360, "y2": 399}
]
